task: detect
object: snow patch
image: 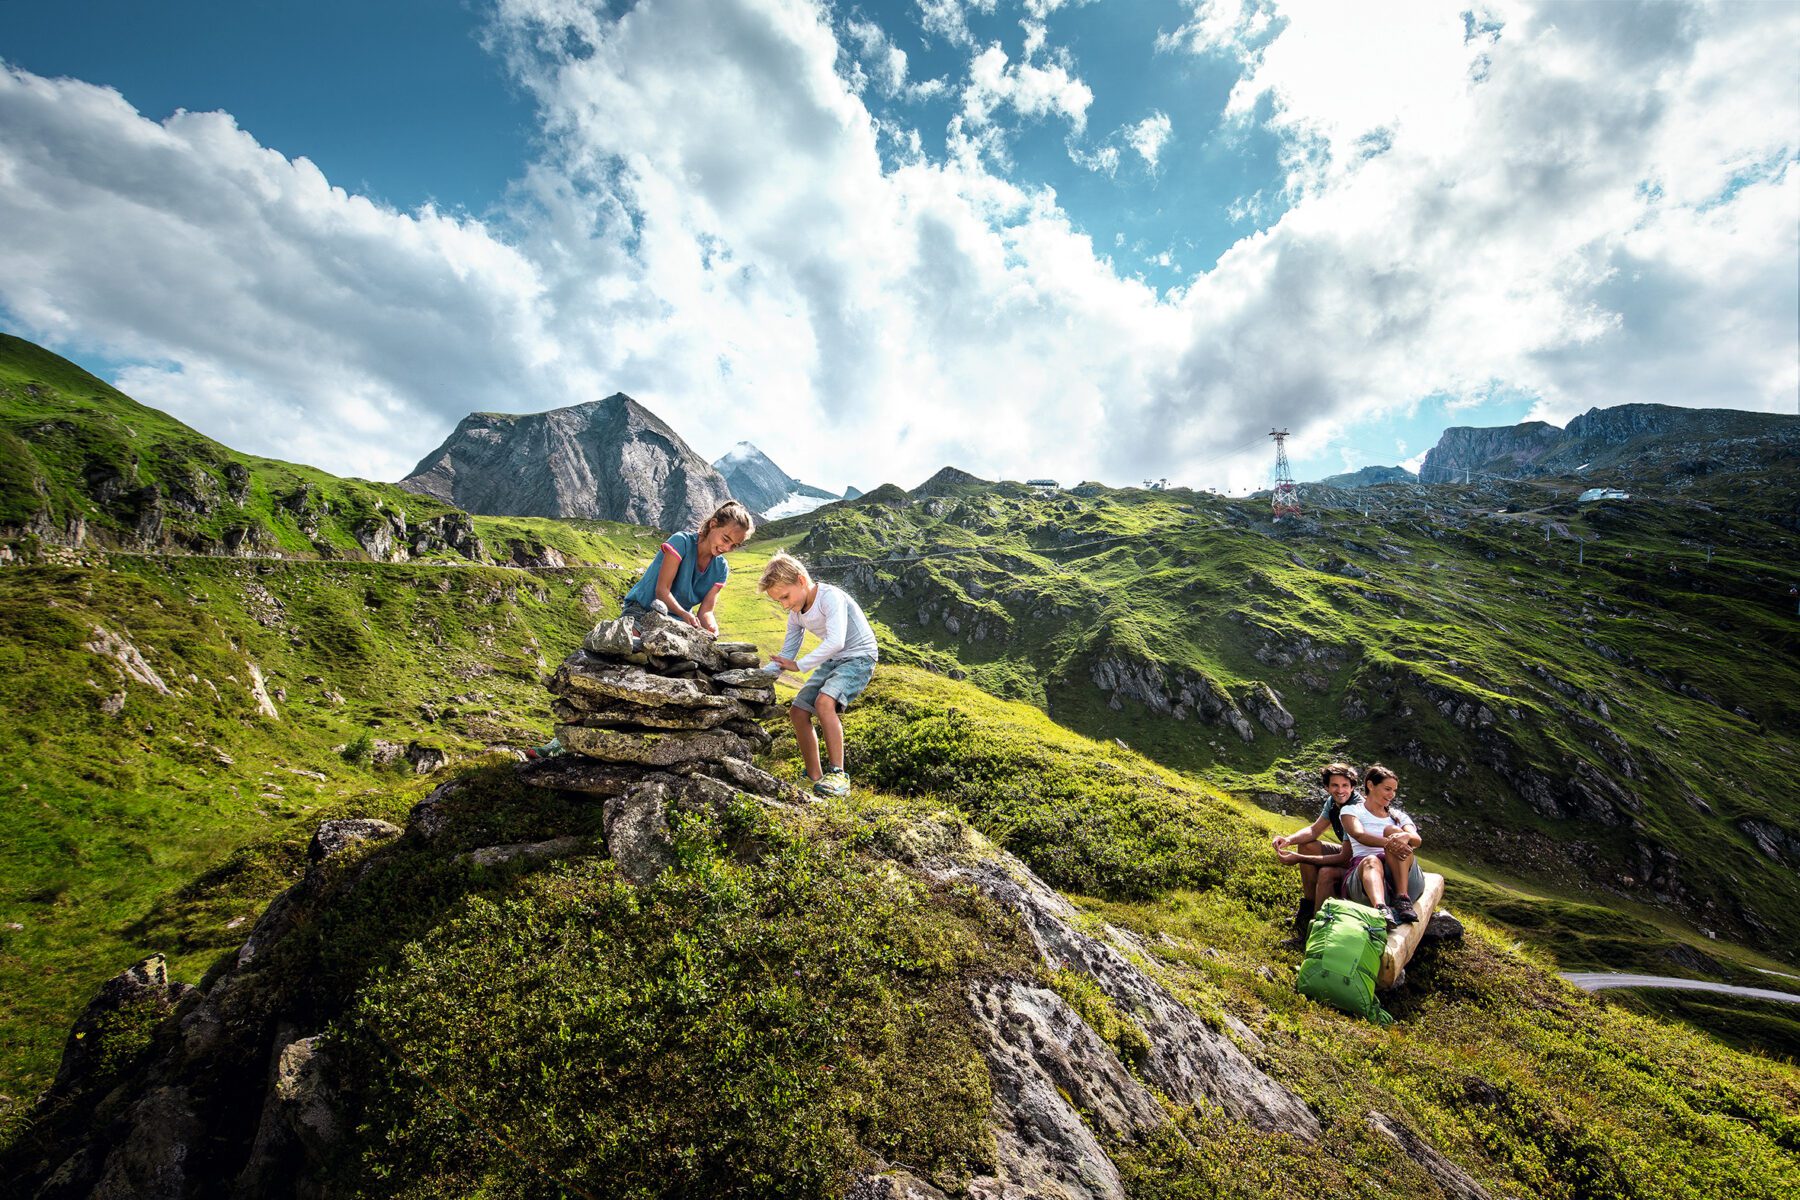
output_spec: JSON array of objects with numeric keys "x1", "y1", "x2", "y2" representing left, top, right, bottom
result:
[{"x1": 763, "y1": 491, "x2": 834, "y2": 519}]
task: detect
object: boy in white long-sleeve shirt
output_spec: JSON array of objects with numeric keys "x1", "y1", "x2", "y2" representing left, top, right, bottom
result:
[{"x1": 759, "y1": 551, "x2": 878, "y2": 798}]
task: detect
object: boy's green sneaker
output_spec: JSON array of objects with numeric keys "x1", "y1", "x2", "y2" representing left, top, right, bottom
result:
[{"x1": 812, "y1": 768, "x2": 850, "y2": 799}]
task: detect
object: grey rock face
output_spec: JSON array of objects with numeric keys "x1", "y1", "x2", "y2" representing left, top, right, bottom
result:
[
  {"x1": 552, "y1": 655, "x2": 725, "y2": 709},
  {"x1": 1313, "y1": 464, "x2": 1418, "y2": 488},
  {"x1": 50, "y1": 955, "x2": 195, "y2": 1094},
  {"x1": 848, "y1": 1169, "x2": 951, "y2": 1200},
  {"x1": 91, "y1": 1085, "x2": 205, "y2": 1200},
  {"x1": 552, "y1": 696, "x2": 748, "y2": 730},
  {"x1": 1366, "y1": 1111, "x2": 1494, "y2": 1200},
  {"x1": 940, "y1": 860, "x2": 1320, "y2": 1141},
  {"x1": 556, "y1": 724, "x2": 751, "y2": 766},
  {"x1": 965, "y1": 979, "x2": 1162, "y2": 1200},
  {"x1": 1418, "y1": 422, "x2": 1563, "y2": 484},
  {"x1": 398, "y1": 394, "x2": 732, "y2": 528},
  {"x1": 463, "y1": 835, "x2": 592, "y2": 868},
  {"x1": 1089, "y1": 653, "x2": 1257, "y2": 742},
  {"x1": 603, "y1": 780, "x2": 677, "y2": 885},
  {"x1": 308, "y1": 818, "x2": 402, "y2": 863}
]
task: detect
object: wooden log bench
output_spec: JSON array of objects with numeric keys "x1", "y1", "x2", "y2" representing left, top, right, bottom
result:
[{"x1": 1377, "y1": 872, "x2": 1445, "y2": 990}]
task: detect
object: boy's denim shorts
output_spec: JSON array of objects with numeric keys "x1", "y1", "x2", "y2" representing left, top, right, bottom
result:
[{"x1": 793, "y1": 656, "x2": 876, "y2": 713}]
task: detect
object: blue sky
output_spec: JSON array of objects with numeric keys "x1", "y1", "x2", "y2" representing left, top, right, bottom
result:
[{"x1": 0, "y1": 0, "x2": 1792, "y2": 493}]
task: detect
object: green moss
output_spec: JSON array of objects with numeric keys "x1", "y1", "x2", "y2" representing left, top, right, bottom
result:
[{"x1": 331, "y1": 795, "x2": 1033, "y2": 1198}]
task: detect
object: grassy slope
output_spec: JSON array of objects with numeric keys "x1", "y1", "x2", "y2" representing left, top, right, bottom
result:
[
  {"x1": 758, "y1": 472, "x2": 1800, "y2": 959},
  {"x1": 0, "y1": 552, "x2": 655, "y2": 1113},
  {"x1": 13, "y1": 660, "x2": 1794, "y2": 1198},
  {"x1": 0, "y1": 333, "x2": 474, "y2": 558}
]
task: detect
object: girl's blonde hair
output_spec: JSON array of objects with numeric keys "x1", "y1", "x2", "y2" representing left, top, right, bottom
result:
[
  {"x1": 758, "y1": 550, "x2": 807, "y2": 592},
  {"x1": 700, "y1": 500, "x2": 755, "y2": 541}
]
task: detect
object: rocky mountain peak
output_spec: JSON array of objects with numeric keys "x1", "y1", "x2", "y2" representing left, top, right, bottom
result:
[
  {"x1": 399, "y1": 394, "x2": 731, "y2": 528},
  {"x1": 711, "y1": 441, "x2": 843, "y2": 520}
]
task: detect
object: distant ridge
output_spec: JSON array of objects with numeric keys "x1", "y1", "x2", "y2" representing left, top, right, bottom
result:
[
  {"x1": 1418, "y1": 404, "x2": 1798, "y2": 484},
  {"x1": 1312, "y1": 465, "x2": 1418, "y2": 489},
  {"x1": 400, "y1": 395, "x2": 731, "y2": 529}
]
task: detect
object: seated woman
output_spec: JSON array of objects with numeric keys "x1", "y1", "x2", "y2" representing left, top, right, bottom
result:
[
  {"x1": 1271, "y1": 762, "x2": 1360, "y2": 940},
  {"x1": 1341, "y1": 763, "x2": 1426, "y2": 927}
]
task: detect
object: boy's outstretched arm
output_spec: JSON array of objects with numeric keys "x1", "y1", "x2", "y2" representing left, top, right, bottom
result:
[{"x1": 773, "y1": 612, "x2": 804, "y2": 670}]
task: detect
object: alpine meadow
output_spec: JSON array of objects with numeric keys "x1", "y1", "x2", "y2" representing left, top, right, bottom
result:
[{"x1": 0, "y1": 333, "x2": 1796, "y2": 1198}]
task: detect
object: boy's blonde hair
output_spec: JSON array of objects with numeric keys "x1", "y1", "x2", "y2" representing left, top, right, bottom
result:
[
  {"x1": 758, "y1": 550, "x2": 809, "y2": 593},
  {"x1": 701, "y1": 500, "x2": 755, "y2": 541}
]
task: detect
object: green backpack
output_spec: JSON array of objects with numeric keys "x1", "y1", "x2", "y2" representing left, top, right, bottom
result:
[{"x1": 1295, "y1": 898, "x2": 1393, "y2": 1025}]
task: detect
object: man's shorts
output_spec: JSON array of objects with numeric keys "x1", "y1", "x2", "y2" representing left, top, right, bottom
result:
[
  {"x1": 793, "y1": 656, "x2": 876, "y2": 713},
  {"x1": 1345, "y1": 852, "x2": 1425, "y2": 906}
]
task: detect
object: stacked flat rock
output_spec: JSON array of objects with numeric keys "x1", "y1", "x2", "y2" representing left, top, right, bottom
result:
[{"x1": 519, "y1": 611, "x2": 793, "y2": 880}]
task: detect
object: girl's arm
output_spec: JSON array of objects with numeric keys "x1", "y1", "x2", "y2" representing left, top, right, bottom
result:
[
  {"x1": 651, "y1": 545, "x2": 699, "y2": 627},
  {"x1": 1343, "y1": 811, "x2": 1388, "y2": 849},
  {"x1": 694, "y1": 582, "x2": 724, "y2": 635}
]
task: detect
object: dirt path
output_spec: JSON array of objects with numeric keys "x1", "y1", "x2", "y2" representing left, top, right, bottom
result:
[{"x1": 1562, "y1": 973, "x2": 1800, "y2": 1004}]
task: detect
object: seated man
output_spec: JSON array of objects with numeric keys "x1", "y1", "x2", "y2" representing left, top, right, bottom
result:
[
  {"x1": 1271, "y1": 762, "x2": 1359, "y2": 941},
  {"x1": 1341, "y1": 763, "x2": 1426, "y2": 928}
]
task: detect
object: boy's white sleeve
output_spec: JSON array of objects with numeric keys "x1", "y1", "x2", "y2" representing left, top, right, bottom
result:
[
  {"x1": 796, "y1": 589, "x2": 847, "y2": 672},
  {"x1": 779, "y1": 613, "x2": 804, "y2": 661}
]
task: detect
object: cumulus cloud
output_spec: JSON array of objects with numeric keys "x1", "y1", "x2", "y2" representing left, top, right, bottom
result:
[
  {"x1": 0, "y1": 0, "x2": 1793, "y2": 497},
  {"x1": 844, "y1": 17, "x2": 946, "y2": 101},
  {"x1": 960, "y1": 42, "x2": 1093, "y2": 133},
  {"x1": 0, "y1": 66, "x2": 563, "y2": 480},
  {"x1": 1126, "y1": 111, "x2": 1172, "y2": 168},
  {"x1": 916, "y1": 0, "x2": 997, "y2": 48},
  {"x1": 1138, "y1": 0, "x2": 1798, "y2": 478}
]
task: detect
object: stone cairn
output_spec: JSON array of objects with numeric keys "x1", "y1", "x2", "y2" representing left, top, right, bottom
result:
[{"x1": 517, "y1": 608, "x2": 795, "y2": 882}]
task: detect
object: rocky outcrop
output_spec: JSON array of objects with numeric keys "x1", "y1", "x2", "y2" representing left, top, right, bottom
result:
[
  {"x1": 1365, "y1": 1110, "x2": 1493, "y2": 1200},
  {"x1": 1088, "y1": 653, "x2": 1258, "y2": 742},
  {"x1": 1418, "y1": 422, "x2": 1563, "y2": 484},
  {"x1": 399, "y1": 395, "x2": 732, "y2": 528},
  {"x1": 1419, "y1": 404, "x2": 1798, "y2": 484},
  {"x1": 1739, "y1": 818, "x2": 1800, "y2": 869},
  {"x1": 967, "y1": 979, "x2": 1164, "y2": 1199}
]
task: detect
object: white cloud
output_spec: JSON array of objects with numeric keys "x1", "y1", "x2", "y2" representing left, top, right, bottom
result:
[
  {"x1": 0, "y1": 66, "x2": 562, "y2": 480},
  {"x1": 0, "y1": 0, "x2": 1793, "y2": 501},
  {"x1": 960, "y1": 42, "x2": 1093, "y2": 133},
  {"x1": 916, "y1": 0, "x2": 997, "y2": 48},
  {"x1": 844, "y1": 17, "x2": 947, "y2": 101},
  {"x1": 1149, "y1": 0, "x2": 1799, "y2": 475},
  {"x1": 1126, "y1": 111, "x2": 1172, "y2": 168}
]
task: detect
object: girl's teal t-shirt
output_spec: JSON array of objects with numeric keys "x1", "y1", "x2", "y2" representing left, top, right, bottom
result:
[{"x1": 622, "y1": 530, "x2": 729, "y2": 612}]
